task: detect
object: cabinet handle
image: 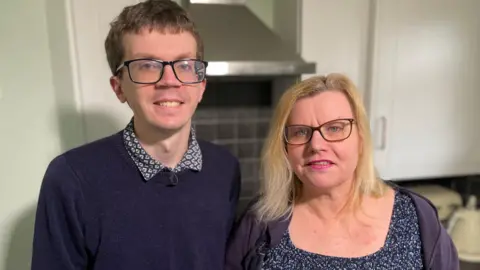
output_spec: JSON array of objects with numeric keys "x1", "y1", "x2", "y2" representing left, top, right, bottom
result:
[{"x1": 376, "y1": 116, "x2": 387, "y2": 150}]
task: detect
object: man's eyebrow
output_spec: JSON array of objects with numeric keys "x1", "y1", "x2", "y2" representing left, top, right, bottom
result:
[
  {"x1": 130, "y1": 53, "x2": 157, "y2": 59},
  {"x1": 174, "y1": 53, "x2": 197, "y2": 59},
  {"x1": 129, "y1": 53, "x2": 196, "y2": 60}
]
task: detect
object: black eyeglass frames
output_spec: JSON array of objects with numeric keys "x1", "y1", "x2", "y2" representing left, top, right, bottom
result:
[{"x1": 115, "y1": 58, "x2": 208, "y2": 84}]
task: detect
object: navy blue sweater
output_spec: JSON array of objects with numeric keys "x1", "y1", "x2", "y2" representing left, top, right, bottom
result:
[{"x1": 31, "y1": 132, "x2": 241, "y2": 270}]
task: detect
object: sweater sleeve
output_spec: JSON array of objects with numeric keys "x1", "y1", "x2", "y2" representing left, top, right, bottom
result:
[
  {"x1": 31, "y1": 155, "x2": 88, "y2": 270},
  {"x1": 430, "y1": 225, "x2": 460, "y2": 270},
  {"x1": 404, "y1": 187, "x2": 460, "y2": 270}
]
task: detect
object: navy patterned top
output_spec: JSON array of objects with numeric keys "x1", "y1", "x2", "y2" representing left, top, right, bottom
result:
[
  {"x1": 123, "y1": 118, "x2": 203, "y2": 181},
  {"x1": 262, "y1": 190, "x2": 424, "y2": 270}
]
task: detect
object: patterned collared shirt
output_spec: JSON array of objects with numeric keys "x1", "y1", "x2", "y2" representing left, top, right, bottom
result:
[{"x1": 122, "y1": 119, "x2": 202, "y2": 181}]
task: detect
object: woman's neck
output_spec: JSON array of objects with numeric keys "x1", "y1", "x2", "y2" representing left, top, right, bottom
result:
[{"x1": 297, "y1": 181, "x2": 354, "y2": 221}]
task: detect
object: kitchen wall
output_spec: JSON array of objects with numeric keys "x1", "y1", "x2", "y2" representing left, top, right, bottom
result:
[{"x1": 0, "y1": 0, "x2": 64, "y2": 269}]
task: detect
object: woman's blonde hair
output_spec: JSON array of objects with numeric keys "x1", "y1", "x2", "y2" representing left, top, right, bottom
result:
[{"x1": 254, "y1": 73, "x2": 387, "y2": 221}]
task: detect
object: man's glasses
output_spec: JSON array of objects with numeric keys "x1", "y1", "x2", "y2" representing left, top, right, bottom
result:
[
  {"x1": 115, "y1": 58, "x2": 208, "y2": 84},
  {"x1": 284, "y1": 118, "x2": 355, "y2": 145}
]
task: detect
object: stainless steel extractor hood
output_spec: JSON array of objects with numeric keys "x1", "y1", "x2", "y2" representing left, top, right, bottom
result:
[{"x1": 182, "y1": 0, "x2": 316, "y2": 77}]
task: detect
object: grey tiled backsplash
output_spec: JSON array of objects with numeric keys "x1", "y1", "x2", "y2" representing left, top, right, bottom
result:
[
  {"x1": 193, "y1": 78, "x2": 283, "y2": 201},
  {"x1": 193, "y1": 107, "x2": 272, "y2": 197}
]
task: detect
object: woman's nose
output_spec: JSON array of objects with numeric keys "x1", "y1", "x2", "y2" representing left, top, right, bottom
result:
[{"x1": 309, "y1": 130, "x2": 328, "y2": 151}]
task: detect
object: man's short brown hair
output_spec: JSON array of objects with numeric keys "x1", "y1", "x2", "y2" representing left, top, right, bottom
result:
[{"x1": 104, "y1": 0, "x2": 204, "y2": 75}]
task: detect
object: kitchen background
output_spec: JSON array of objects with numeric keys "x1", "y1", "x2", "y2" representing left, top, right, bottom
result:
[{"x1": 1, "y1": 0, "x2": 480, "y2": 269}]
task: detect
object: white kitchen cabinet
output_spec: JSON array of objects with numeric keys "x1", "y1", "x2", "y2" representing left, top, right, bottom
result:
[
  {"x1": 300, "y1": 0, "x2": 371, "y2": 93},
  {"x1": 369, "y1": 0, "x2": 480, "y2": 180},
  {"x1": 300, "y1": 0, "x2": 480, "y2": 180}
]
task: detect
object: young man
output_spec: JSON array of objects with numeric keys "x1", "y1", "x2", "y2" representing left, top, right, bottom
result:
[{"x1": 31, "y1": 1, "x2": 241, "y2": 269}]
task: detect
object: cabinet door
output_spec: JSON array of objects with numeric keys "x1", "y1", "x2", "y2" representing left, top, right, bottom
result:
[
  {"x1": 68, "y1": 0, "x2": 139, "y2": 142},
  {"x1": 370, "y1": 0, "x2": 480, "y2": 180}
]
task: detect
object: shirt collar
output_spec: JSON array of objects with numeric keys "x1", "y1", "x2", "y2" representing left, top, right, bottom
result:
[{"x1": 122, "y1": 119, "x2": 202, "y2": 181}]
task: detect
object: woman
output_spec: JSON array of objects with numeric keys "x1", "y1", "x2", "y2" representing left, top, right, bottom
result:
[{"x1": 225, "y1": 74, "x2": 459, "y2": 270}]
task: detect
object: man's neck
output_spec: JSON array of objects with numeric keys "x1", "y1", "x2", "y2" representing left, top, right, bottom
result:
[{"x1": 133, "y1": 118, "x2": 191, "y2": 169}]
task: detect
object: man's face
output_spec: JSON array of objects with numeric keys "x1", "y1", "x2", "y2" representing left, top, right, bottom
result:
[{"x1": 110, "y1": 29, "x2": 206, "y2": 132}]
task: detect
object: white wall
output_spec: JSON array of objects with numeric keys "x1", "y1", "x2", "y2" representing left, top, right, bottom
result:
[
  {"x1": 0, "y1": 0, "x2": 61, "y2": 269},
  {"x1": 0, "y1": 0, "x2": 85, "y2": 269}
]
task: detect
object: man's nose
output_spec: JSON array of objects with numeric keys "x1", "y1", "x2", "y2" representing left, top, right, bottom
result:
[{"x1": 156, "y1": 65, "x2": 182, "y2": 87}]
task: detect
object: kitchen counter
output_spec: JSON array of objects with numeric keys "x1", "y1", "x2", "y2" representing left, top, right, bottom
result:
[{"x1": 460, "y1": 261, "x2": 480, "y2": 269}]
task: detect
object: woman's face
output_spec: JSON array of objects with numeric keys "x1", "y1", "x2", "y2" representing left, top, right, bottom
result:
[{"x1": 285, "y1": 91, "x2": 360, "y2": 192}]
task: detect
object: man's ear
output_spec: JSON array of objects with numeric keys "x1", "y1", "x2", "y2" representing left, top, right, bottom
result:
[
  {"x1": 110, "y1": 76, "x2": 127, "y2": 103},
  {"x1": 197, "y1": 79, "x2": 207, "y2": 103}
]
